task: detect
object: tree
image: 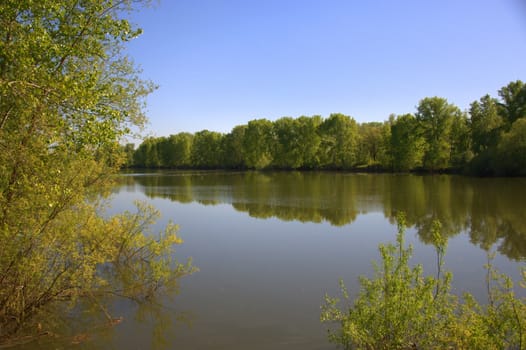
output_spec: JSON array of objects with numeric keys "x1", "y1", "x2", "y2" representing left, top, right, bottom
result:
[
  {"x1": 356, "y1": 122, "x2": 385, "y2": 166},
  {"x1": 415, "y1": 97, "x2": 463, "y2": 171},
  {"x1": 469, "y1": 94, "x2": 503, "y2": 156},
  {"x1": 156, "y1": 136, "x2": 171, "y2": 167},
  {"x1": 134, "y1": 137, "x2": 161, "y2": 167},
  {"x1": 222, "y1": 125, "x2": 246, "y2": 169},
  {"x1": 169, "y1": 132, "x2": 194, "y2": 168},
  {"x1": 0, "y1": 0, "x2": 193, "y2": 343},
  {"x1": 242, "y1": 119, "x2": 273, "y2": 169},
  {"x1": 449, "y1": 112, "x2": 472, "y2": 169},
  {"x1": 377, "y1": 121, "x2": 393, "y2": 169},
  {"x1": 498, "y1": 80, "x2": 526, "y2": 126},
  {"x1": 191, "y1": 130, "x2": 223, "y2": 168},
  {"x1": 296, "y1": 115, "x2": 322, "y2": 169},
  {"x1": 467, "y1": 82, "x2": 526, "y2": 175},
  {"x1": 390, "y1": 114, "x2": 425, "y2": 171},
  {"x1": 495, "y1": 118, "x2": 526, "y2": 176},
  {"x1": 272, "y1": 117, "x2": 302, "y2": 169},
  {"x1": 122, "y1": 143, "x2": 136, "y2": 167},
  {"x1": 318, "y1": 113, "x2": 359, "y2": 169}
]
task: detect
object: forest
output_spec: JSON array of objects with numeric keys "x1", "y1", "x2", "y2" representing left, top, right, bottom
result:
[{"x1": 128, "y1": 80, "x2": 526, "y2": 176}]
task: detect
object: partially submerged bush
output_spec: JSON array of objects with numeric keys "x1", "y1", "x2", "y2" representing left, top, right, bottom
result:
[
  {"x1": 321, "y1": 213, "x2": 526, "y2": 349},
  {"x1": 0, "y1": 201, "x2": 195, "y2": 346}
]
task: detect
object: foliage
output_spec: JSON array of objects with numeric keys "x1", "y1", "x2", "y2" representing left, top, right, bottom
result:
[
  {"x1": 415, "y1": 97, "x2": 464, "y2": 171},
  {"x1": 242, "y1": 119, "x2": 274, "y2": 169},
  {"x1": 130, "y1": 80, "x2": 526, "y2": 176},
  {"x1": 191, "y1": 130, "x2": 223, "y2": 168},
  {"x1": 498, "y1": 80, "x2": 526, "y2": 126},
  {"x1": 272, "y1": 117, "x2": 304, "y2": 169},
  {"x1": 356, "y1": 122, "x2": 387, "y2": 167},
  {"x1": 295, "y1": 115, "x2": 323, "y2": 168},
  {"x1": 317, "y1": 113, "x2": 359, "y2": 169},
  {"x1": 495, "y1": 118, "x2": 526, "y2": 176},
  {"x1": 470, "y1": 94, "x2": 503, "y2": 155},
  {"x1": 449, "y1": 113, "x2": 473, "y2": 168},
  {"x1": 128, "y1": 80, "x2": 525, "y2": 175},
  {"x1": 221, "y1": 125, "x2": 246, "y2": 169},
  {"x1": 321, "y1": 213, "x2": 526, "y2": 349},
  {"x1": 0, "y1": 0, "x2": 193, "y2": 344},
  {"x1": 389, "y1": 114, "x2": 425, "y2": 172}
]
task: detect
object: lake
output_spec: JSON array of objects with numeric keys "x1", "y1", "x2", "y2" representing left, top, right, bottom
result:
[{"x1": 40, "y1": 171, "x2": 526, "y2": 349}]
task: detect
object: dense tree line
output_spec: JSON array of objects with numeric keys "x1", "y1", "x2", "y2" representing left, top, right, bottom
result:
[{"x1": 128, "y1": 80, "x2": 526, "y2": 175}]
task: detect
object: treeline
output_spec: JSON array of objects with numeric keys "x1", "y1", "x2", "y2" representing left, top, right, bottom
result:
[{"x1": 126, "y1": 80, "x2": 526, "y2": 175}]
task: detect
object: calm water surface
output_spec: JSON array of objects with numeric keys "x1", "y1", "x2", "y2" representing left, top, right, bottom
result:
[{"x1": 45, "y1": 172, "x2": 526, "y2": 349}]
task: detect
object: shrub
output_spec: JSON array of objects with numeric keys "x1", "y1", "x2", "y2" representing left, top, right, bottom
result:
[{"x1": 321, "y1": 213, "x2": 526, "y2": 349}]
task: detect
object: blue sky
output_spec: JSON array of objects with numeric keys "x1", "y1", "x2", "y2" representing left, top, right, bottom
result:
[{"x1": 126, "y1": 0, "x2": 526, "y2": 136}]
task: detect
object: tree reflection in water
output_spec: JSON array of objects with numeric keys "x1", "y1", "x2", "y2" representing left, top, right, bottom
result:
[{"x1": 127, "y1": 171, "x2": 526, "y2": 261}]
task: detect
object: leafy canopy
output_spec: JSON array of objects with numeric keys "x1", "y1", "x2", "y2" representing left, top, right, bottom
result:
[{"x1": 0, "y1": 0, "x2": 193, "y2": 344}]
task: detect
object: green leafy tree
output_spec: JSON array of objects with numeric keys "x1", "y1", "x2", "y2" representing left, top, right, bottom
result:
[
  {"x1": 356, "y1": 122, "x2": 386, "y2": 166},
  {"x1": 467, "y1": 94, "x2": 503, "y2": 175},
  {"x1": 467, "y1": 81, "x2": 526, "y2": 175},
  {"x1": 133, "y1": 140, "x2": 147, "y2": 167},
  {"x1": 272, "y1": 117, "x2": 303, "y2": 169},
  {"x1": 389, "y1": 114, "x2": 425, "y2": 171},
  {"x1": 0, "y1": 0, "x2": 193, "y2": 343},
  {"x1": 498, "y1": 80, "x2": 526, "y2": 126},
  {"x1": 134, "y1": 137, "x2": 161, "y2": 168},
  {"x1": 296, "y1": 115, "x2": 322, "y2": 168},
  {"x1": 242, "y1": 119, "x2": 273, "y2": 169},
  {"x1": 318, "y1": 113, "x2": 359, "y2": 169},
  {"x1": 415, "y1": 97, "x2": 463, "y2": 171},
  {"x1": 470, "y1": 94, "x2": 503, "y2": 155},
  {"x1": 156, "y1": 136, "x2": 172, "y2": 167},
  {"x1": 191, "y1": 130, "x2": 224, "y2": 168},
  {"x1": 169, "y1": 132, "x2": 194, "y2": 168},
  {"x1": 221, "y1": 125, "x2": 247, "y2": 169},
  {"x1": 449, "y1": 112, "x2": 472, "y2": 169},
  {"x1": 377, "y1": 121, "x2": 393, "y2": 169},
  {"x1": 495, "y1": 118, "x2": 526, "y2": 176},
  {"x1": 122, "y1": 143, "x2": 135, "y2": 167}
]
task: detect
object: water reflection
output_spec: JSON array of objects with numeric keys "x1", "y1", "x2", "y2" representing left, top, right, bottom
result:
[
  {"x1": 120, "y1": 171, "x2": 526, "y2": 260},
  {"x1": 15, "y1": 296, "x2": 191, "y2": 350}
]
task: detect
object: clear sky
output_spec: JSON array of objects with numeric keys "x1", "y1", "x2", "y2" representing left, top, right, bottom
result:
[{"x1": 125, "y1": 0, "x2": 526, "y2": 136}]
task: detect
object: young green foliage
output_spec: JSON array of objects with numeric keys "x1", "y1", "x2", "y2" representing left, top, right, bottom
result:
[
  {"x1": 321, "y1": 213, "x2": 526, "y2": 349},
  {"x1": 0, "y1": 0, "x2": 194, "y2": 344}
]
